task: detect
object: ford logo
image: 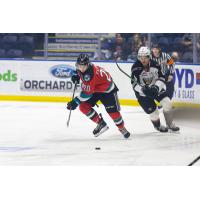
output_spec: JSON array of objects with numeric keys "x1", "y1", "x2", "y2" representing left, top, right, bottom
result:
[{"x1": 50, "y1": 64, "x2": 76, "y2": 79}]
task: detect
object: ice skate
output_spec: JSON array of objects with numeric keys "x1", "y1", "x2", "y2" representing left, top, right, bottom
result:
[
  {"x1": 168, "y1": 123, "x2": 180, "y2": 133},
  {"x1": 151, "y1": 119, "x2": 168, "y2": 133},
  {"x1": 119, "y1": 127, "x2": 131, "y2": 138},
  {"x1": 93, "y1": 118, "x2": 109, "y2": 137},
  {"x1": 154, "y1": 125, "x2": 168, "y2": 132}
]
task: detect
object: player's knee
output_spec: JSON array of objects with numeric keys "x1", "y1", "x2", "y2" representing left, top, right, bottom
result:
[
  {"x1": 149, "y1": 109, "x2": 159, "y2": 121},
  {"x1": 160, "y1": 97, "x2": 172, "y2": 112},
  {"x1": 105, "y1": 106, "x2": 118, "y2": 113},
  {"x1": 142, "y1": 104, "x2": 157, "y2": 114},
  {"x1": 107, "y1": 111, "x2": 121, "y2": 118},
  {"x1": 79, "y1": 102, "x2": 93, "y2": 113}
]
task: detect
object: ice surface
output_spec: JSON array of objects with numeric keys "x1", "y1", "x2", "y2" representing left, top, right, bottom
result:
[{"x1": 0, "y1": 101, "x2": 200, "y2": 166}]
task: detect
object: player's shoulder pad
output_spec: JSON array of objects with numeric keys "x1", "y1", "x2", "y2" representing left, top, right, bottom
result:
[
  {"x1": 131, "y1": 60, "x2": 143, "y2": 72},
  {"x1": 150, "y1": 59, "x2": 161, "y2": 69}
]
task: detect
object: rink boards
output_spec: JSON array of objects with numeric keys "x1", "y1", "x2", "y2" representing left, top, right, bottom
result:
[{"x1": 0, "y1": 59, "x2": 200, "y2": 107}]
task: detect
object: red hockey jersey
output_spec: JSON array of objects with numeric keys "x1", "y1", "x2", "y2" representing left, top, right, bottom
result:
[{"x1": 77, "y1": 65, "x2": 116, "y2": 101}]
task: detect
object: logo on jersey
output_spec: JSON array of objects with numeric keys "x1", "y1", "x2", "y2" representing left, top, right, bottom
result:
[
  {"x1": 83, "y1": 74, "x2": 91, "y2": 82},
  {"x1": 50, "y1": 64, "x2": 76, "y2": 79},
  {"x1": 81, "y1": 83, "x2": 90, "y2": 92},
  {"x1": 140, "y1": 71, "x2": 154, "y2": 85}
]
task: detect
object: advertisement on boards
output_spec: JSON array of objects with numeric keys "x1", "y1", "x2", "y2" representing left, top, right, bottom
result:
[
  {"x1": 20, "y1": 61, "x2": 81, "y2": 94},
  {"x1": 173, "y1": 64, "x2": 200, "y2": 104}
]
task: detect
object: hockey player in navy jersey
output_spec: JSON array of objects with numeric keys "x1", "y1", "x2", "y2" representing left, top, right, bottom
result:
[{"x1": 131, "y1": 47, "x2": 179, "y2": 133}]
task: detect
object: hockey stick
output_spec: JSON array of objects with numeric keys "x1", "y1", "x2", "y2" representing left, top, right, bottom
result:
[
  {"x1": 67, "y1": 82, "x2": 77, "y2": 127},
  {"x1": 115, "y1": 60, "x2": 155, "y2": 100},
  {"x1": 188, "y1": 155, "x2": 200, "y2": 166},
  {"x1": 115, "y1": 60, "x2": 133, "y2": 81}
]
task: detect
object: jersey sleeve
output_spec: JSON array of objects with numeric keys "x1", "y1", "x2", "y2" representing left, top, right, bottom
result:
[
  {"x1": 131, "y1": 64, "x2": 143, "y2": 94},
  {"x1": 77, "y1": 91, "x2": 93, "y2": 102},
  {"x1": 155, "y1": 64, "x2": 166, "y2": 92},
  {"x1": 167, "y1": 53, "x2": 175, "y2": 75}
]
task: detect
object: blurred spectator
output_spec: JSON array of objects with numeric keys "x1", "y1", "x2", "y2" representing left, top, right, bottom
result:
[
  {"x1": 131, "y1": 33, "x2": 143, "y2": 53},
  {"x1": 115, "y1": 33, "x2": 123, "y2": 46},
  {"x1": 142, "y1": 34, "x2": 149, "y2": 46},
  {"x1": 197, "y1": 34, "x2": 200, "y2": 63},
  {"x1": 93, "y1": 38, "x2": 114, "y2": 60},
  {"x1": 171, "y1": 51, "x2": 180, "y2": 62},
  {"x1": 181, "y1": 33, "x2": 193, "y2": 51},
  {"x1": 113, "y1": 45, "x2": 122, "y2": 61},
  {"x1": 127, "y1": 51, "x2": 137, "y2": 62},
  {"x1": 125, "y1": 33, "x2": 145, "y2": 62},
  {"x1": 197, "y1": 34, "x2": 200, "y2": 50},
  {"x1": 120, "y1": 33, "x2": 133, "y2": 42},
  {"x1": 112, "y1": 33, "x2": 132, "y2": 61}
]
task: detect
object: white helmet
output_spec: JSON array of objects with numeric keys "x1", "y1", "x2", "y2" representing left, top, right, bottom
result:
[{"x1": 138, "y1": 46, "x2": 151, "y2": 58}]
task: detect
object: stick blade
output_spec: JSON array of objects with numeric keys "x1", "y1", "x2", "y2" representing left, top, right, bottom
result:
[{"x1": 66, "y1": 120, "x2": 70, "y2": 127}]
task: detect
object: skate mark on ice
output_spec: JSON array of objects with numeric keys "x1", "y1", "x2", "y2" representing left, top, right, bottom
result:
[
  {"x1": 0, "y1": 146, "x2": 35, "y2": 152},
  {"x1": 45, "y1": 135, "x2": 133, "y2": 143}
]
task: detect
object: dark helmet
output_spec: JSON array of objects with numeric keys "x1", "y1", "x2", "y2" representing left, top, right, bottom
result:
[
  {"x1": 76, "y1": 54, "x2": 90, "y2": 66},
  {"x1": 151, "y1": 43, "x2": 161, "y2": 50}
]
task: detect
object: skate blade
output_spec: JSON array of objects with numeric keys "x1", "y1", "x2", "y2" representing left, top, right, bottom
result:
[
  {"x1": 169, "y1": 129, "x2": 180, "y2": 134},
  {"x1": 94, "y1": 126, "x2": 109, "y2": 137},
  {"x1": 123, "y1": 135, "x2": 131, "y2": 139},
  {"x1": 154, "y1": 128, "x2": 168, "y2": 133}
]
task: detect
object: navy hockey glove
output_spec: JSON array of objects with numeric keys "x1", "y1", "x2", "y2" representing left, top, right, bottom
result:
[
  {"x1": 71, "y1": 74, "x2": 80, "y2": 84},
  {"x1": 150, "y1": 85, "x2": 159, "y2": 98},
  {"x1": 67, "y1": 97, "x2": 81, "y2": 110},
  {"x1": 142, "y1": 85, "x2": 152, "y2": 97}
]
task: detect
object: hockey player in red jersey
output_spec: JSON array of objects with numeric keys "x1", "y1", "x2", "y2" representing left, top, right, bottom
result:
[{"x1": 67, "y1": 54, "x2": 131, "y2": 138}]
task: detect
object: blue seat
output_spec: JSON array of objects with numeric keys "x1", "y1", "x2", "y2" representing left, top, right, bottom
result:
[
  {"x1": 1, "y1": 35, "x2": 18, "y2": 50},
  {"x1": 173, "y1": 37, "x2": 183, "y2": 51},
  {"x1": 18, "y1": 36, "x2": 34, "y2": 45},
  {"x1": 0, "y1": 49, "x2": 6, "y2": 57},
  {"x1": 2, "y1": 35, "x2": 17, "y2": 43},
  {"x1": 17, "y1": 36, "x2": 34, "y2": 53},
  {"x1": 6, "y1": 49, "x2": 23, "y2": 58},
  {"x1": 197, "y1": 53, "x2": 200, "y2": 63},
  {"x1": 158, "y1": 37, "x2": 169, "y2": 45},
  {"x1": 158, "y1": 37, "x2": 169, "y2": 51},
  {"x1": 173, "y1": 37, "x2": 182, "y2": 44},
  {"x1": 182, "y1": 52, "x2": 193, "y2": 62},
  {"x1": 154, "y1": 33, "x2": 164, "y2": 38}
]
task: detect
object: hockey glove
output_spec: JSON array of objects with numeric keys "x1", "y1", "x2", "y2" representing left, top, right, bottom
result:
[
  {"x1": 142, "y1": 85, "x2": 152, "y2": 97},
  {"x1": 67, "y1": 97, "x2": 81, "y2": 110},
  {"x1": 142, "y1": 85, "x2": 159, "y2": 99},
  {"x1": 71, "y1": 74, "x2": 80, "y2": 84},
  {"x1": 150, "y1": 85, "x2": 159, "y2": 98}
]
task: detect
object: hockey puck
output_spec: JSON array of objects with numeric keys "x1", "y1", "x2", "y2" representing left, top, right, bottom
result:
[{"x1": 95, "y1": 147, "x2": 101, "y2": 150}]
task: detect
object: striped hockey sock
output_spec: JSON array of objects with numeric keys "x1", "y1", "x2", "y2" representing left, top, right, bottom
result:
[
  {"x1": 85, "y1": 108, "x2": 101, "y2": 124},
  {"x1": 108, "y1": 111, "x2": 124, "y2": 129},
  {"x1": 79, "y1": 103, "x2": 101, "y2": 124}
]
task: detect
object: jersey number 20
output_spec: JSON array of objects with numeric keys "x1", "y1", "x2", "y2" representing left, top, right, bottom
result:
[{"x1": 99, "y1": 69, "x2": 112, "y2": 82}]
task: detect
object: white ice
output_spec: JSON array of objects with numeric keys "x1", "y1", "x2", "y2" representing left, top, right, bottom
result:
[{"x1": 0, "y1": 101, "x2": 200, "y2": 166}]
